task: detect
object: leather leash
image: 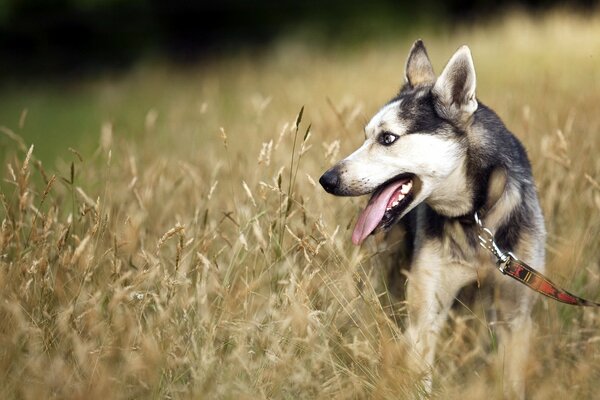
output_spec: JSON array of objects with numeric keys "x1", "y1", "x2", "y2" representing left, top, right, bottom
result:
[{"x1": 475, "y1": 213, "x2": 600, "y2": 307}]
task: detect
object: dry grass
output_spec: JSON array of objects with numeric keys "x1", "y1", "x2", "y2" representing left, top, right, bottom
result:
[{"x1": 1, "y1": 10, "x2": 600, "y2": 400}]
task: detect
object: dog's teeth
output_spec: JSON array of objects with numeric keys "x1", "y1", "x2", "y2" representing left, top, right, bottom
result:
[
  {"x1": 392, "y1": 200, "x2": 399, "y2": 207},
  {"x1": 401, "y1": 183, "x2": 412, "y2": 194},
  {"x1": 397, "y1": 193, "x2": 404, "y2": 201}
]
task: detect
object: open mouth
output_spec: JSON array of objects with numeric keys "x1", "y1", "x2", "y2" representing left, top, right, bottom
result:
[{"x1": 352, "y1": 174, "x2": 416, "y2": 245}]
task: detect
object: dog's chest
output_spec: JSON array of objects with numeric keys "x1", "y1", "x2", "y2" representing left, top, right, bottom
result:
[{"x1": 417, "y1": 215, "x2": 481, "y2": 265}]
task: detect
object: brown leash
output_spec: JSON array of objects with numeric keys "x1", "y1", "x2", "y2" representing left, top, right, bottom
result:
[{"x1": 475, "y1": 213, "x2": 600, "y2": 307}]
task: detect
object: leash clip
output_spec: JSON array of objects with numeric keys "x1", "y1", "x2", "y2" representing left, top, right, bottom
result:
[
  {"x1": 474, "y1": 212, "x2": 510, "y2": 268},
  {"x1": 474, "y1": 214, "x2": 600, "y2": 307}
]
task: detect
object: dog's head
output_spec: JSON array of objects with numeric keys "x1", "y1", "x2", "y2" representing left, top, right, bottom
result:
[{"x1": 319, "y1": 40, "x2": 478, "y2": 245}]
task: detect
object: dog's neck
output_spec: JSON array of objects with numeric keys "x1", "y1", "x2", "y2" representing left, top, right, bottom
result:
[{"x1": 425, "y1": 159, "x2": 474, "y2": 218}]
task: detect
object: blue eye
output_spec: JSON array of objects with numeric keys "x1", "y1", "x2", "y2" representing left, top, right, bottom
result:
[{"x1": 379, "y1": 132, "x2": 398, "y2": 146}]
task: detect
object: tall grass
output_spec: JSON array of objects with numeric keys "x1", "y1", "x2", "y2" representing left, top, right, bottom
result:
[{"x1": 1, "y1": 10, "x2": 600, "y2": 400}]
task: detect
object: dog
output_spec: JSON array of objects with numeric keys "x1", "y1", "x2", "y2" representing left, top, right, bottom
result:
[{"x1": 319, "y1": 40, "x2": 545, "y2": 398}]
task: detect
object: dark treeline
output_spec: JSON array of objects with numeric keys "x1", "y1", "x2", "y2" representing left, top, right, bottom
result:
[{"x1": 0, "y1": 0, "x2": 596, "y2": 78}]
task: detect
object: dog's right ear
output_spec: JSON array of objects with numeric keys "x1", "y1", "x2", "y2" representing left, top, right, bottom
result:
[{"x1": 404, "y1": 39, "x2": 435, "y2": 87}]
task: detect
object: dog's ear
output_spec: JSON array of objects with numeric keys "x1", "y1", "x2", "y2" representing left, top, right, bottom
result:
[
  {"x1": 432, "y1": 45, "x2": 477, "y2": 125},
  {"x1": 404, "y1": 39, "x2": 435, "y2": 87}
]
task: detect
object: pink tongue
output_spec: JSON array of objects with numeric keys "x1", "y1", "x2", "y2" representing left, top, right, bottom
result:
[{"x1": 352, "y1": 180, "x2": 406, "y2": 245}]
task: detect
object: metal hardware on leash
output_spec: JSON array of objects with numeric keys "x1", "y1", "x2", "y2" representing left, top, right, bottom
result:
[
  {"x1": 473, "y1": 211, "x2": 600, "y2": 306},
  {"x1": 474, "y1": 212, "x2": 510, "y2": 266}
]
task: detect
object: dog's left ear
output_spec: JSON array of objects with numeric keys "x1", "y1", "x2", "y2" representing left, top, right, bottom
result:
[{"x1": 432, "y1": 45, "x2": 477, "y2": 125}]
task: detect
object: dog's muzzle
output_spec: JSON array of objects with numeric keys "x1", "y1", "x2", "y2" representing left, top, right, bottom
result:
[{"x1": 319, "y1": 168, "x2": 340, "y2": 194}]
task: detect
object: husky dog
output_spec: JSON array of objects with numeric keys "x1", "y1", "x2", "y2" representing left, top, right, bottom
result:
[{"x1": 319, "y1": 40, "x2": 545, "y2": 397}]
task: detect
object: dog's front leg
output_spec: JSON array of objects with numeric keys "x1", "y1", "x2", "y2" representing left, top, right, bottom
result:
[
  {"x1": 403, "y1": 241, "x2": 477, "y2": 394},
  {"x1": 492, "y1": 268, "x2": 538, "y2": 399}
]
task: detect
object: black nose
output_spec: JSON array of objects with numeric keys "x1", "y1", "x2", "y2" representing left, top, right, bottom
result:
[{"x1": 319, "y1": 169, "x2": 340, "y2": 194}]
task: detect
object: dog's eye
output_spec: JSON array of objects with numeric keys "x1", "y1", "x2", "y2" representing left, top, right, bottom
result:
[{"x1": 378, "y1": 132, "x2": 399, "y2": 146}]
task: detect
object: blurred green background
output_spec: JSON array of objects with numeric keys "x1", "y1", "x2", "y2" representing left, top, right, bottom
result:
[{"x1": 0, "y1": 0, "x2": 597, "y2": 165}]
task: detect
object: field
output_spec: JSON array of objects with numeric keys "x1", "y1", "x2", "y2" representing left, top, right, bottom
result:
[{"x1": 1, "y1": 10, "x2": 600, "y2": 399}]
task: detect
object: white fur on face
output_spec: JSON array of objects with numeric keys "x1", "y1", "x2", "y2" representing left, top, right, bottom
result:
[
  {"x1": 364, "y1": 99, "x2": 405, "y2": 137},
  {"x1": 332, "y1": 98, "x2": 469, "y2": 217},
  {"x1": 343, "y1": 134, "x2": 463, "y2": 187}
]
